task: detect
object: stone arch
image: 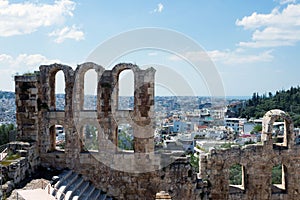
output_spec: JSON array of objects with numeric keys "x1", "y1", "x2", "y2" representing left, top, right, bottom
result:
[
  {"x1": 74, "y1": 62, "x2": 105, "y2": 111},
  {"x1": 111, "y1": 63, "x2": 139, "y2": 111},
  {"x1": 97, "y1": 63, "x2": 155, "y2": 153},
  {"x1": 262, "y1": 109, "x2": 294, "y2": 148},
  {"x1": 39, "y1": 63, "x2": 74, "y2": 111}
]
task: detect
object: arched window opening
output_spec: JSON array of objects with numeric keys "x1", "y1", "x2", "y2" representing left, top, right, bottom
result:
[
  {"x1": 49, "y1": 124, "x2": 65, "y2": 151},
  {"x1": 55, "y1": 71, "x2": 65, "y2": 111},
  {"x1": 117, "y1": 124, "x2": 134, "y2": 151},
  {"x1": 118, "y1": 70, "x2": 134, "y2": 110},
  {"x1": 83, "y1": 70, "x2": 97, "y2": 110},
  {"x1": 229, "y1": 163, "x2": 244, "y2": 190},
  {"x1": 272, "y1": 118, "x2": 286, "y2": 147},
  {"x1": 272, "y1": 164, "x2": 286, "y2": 192},
  {"x1": 81, "y1": 124, "x2": 98, "y2": 151}
]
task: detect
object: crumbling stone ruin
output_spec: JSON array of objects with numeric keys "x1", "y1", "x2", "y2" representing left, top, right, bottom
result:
[
  {"x1": 13, "y1": 62, "x2": 300, "y2": 199},
  {"x1": 198, "y1": 109, "x2": 300, "y2": 199},
  {"x1": 14, "y1": 62, "x2": 200, "y2": 199}
]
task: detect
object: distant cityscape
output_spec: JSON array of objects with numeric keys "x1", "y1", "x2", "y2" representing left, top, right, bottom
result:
[
  {"x1": 0, "y1": 90, "x2": 263, "y2": 150},
  {"x1": 4, "y1": 90, "x2": 297, "y2": 153}
]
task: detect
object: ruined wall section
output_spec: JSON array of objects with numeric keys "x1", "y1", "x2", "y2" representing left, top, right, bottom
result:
[
  {"x1": 38, "y1": 64, "x2": 80, "y2": 169},
  {"x1": 15, "y1": 74, "x2": 40, "y2": 142},
  {"x1": 0, "y1": 142, "x2": 40, "y2": 196},
  {"x1": 198, "y1": 109, "x2": 300, "y2": 200},
  {"x1": 14, "y1": 62, "x2": 201, "y2": 199},
  {"x1": 77, "y1": 154, "x2": 200, "y2": 199},
  {"x1": 98, "y1": 63, "x2": 156, "y2": 153}
]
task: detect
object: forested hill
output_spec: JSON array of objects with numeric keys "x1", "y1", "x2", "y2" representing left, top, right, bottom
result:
[{"x1": 238, "y1": 86, "x2": 300, "y2": 126}]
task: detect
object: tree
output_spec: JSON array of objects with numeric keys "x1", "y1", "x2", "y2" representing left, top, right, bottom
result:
[
  {"x1": 0, "y1": 124, "x2": 15, "y2": 145},
  {"x1": 237, "y1": 86, "x2": 300, "y2": 127},
  {"x1": 251, "y1": 124, "x2": 262, "y2": 134}
]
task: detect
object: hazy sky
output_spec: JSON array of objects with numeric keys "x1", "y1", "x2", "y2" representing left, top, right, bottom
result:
[{"x1": 0, "y1": 0, "x2": 300, "y2": 96}]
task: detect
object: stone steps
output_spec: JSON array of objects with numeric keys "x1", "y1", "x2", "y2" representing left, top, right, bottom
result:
[
  {"x1": 79, "y1": 184, "x2": 95, "y2": 200},
  {"x1": 89, "y1": 188, "x2": 101, "y2": 199},
  {"x1": 64, "y1": 176, "x2": 84, "y2": 200},
  {"x1": 49, "y1": 170, "x2": 111, "y2": 200},
  {"x1": 51, "y1": 170, "x2": 73, "y2": 196},
  {"x1": 70, "y1": 181, "x2": 89, "y2": 200},
  {"x1": 56, "y1": 173, "x2": 78, "y2": 199}
]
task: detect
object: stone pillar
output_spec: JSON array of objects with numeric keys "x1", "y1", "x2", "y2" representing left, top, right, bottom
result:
[
  {"x1": 133, "y1": 67, "x2": 156, "y2": 153},
  {"x1": 98, "y1": 70, "x2": 117, "y2": 152},
  {"x1": 15, "y1": 74, "x2": 39, "y2": 141}
]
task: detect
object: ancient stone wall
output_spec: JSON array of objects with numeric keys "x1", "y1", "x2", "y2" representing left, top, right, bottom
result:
[
  {"x1": 14, "y1": 62, "x2": 200, "y2": 199},
  {"x1": 15, "y1": 74, "x2": 40, "y2": 142},
  {"x1": 0, "y1": 142, "x2": 39, "y2": 196},
  {"x1": 198, "y1": 109, "x2": 300, "y2": 200}
]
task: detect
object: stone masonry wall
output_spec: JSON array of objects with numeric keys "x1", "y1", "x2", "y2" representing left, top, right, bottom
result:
[
  {"x1": 14, "y1": 62, "x2": 201, "y2": 199},
  {"x1": 0, "y1": 142, "x2": 39, "y2": 196},
  {"x1": 198, "y1": 109, "x2": 300, "y2": 200}
]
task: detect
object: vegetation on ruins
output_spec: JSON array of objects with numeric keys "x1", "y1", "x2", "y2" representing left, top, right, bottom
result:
[
  {"x1": 0, "y1": 153, "x2": 21, "y2": 166},
  {"x1": 238, "y1": 86, "x2": 300, "y2": 126},
  {"x1": 0, "y1": 124, "x2": 15, "y2": 145}
]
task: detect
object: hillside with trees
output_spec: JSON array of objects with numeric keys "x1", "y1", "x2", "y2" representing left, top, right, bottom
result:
[{"x1": 238, "y1": 86, "x2": 300, "y2": 126}]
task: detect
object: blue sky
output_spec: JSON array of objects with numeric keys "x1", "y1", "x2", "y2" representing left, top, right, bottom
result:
[{"x1": 0, "y1": 0, "x2": 300, "y2": 96}]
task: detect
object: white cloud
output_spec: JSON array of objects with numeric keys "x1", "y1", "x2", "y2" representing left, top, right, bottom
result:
[
  {"x1": 49, "y1": 25, "x2": 84, "y2": 43},
  {"x1": 151, "y1": 3, "x2": 164, "y2": 13},
  {"x1": 0, "y1": 0, "x2": 76, "y2": 37},
  {"x1": 0, "y1": 53, "x2": 60, "y2": 72},
  {"x1": 208, "y1": 50, "x2": 274, "y2": 64},
  {"x1": 0, "y1": 53, "x2": 61, "y2": 91},
  {"x1": 168, "y1": 50, "x2": 274, "y2": 65},
  {"x1": 236, "y1": 4, "x2": 300, "y2": 48},
  {"x1": 279, "y1": 0, "x2": 296, "y2": 5}
]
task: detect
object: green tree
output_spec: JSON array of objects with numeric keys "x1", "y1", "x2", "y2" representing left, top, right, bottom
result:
[
  {"x1": 237, "y1": 86, "x2": 300, "y2": 127},
  {"x1": 0, "y1": 124, "x2": 15, "y2": 145},
  {"x1": 251, "y1": 124, "x2": 262, "y2": 134}
]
